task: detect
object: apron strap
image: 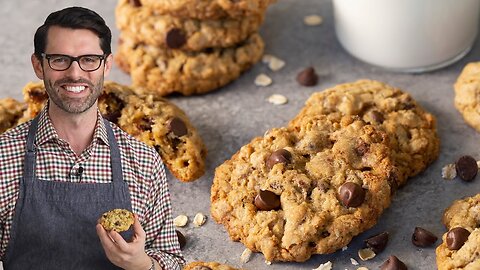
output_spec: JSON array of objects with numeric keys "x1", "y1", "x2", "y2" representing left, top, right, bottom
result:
[
  {"x1": 103, "y1": 118, "x2": 124, "y2": 184},
  {"x1": 23, "y1": 116, "x2": 40, "y2": 182}
]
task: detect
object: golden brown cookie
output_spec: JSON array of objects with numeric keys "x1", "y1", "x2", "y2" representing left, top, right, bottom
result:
[
  {"x1": 116, "y1": 0, "x2": 264, "y2": 51},
  {"x1": 99, "y1": 208, "x2": 135, "y2": 232},
  {"x1": 0, "y1": 98, "x2": 26, "y2": 134},
  {"x1": 114, "y1": 32, "x2": 264, "y2": 96},
  {"x1": 290, "y1": 80, "x2": 439, "y2": 186},
  {"x1": 436, "y1": 194, "x2": 480, "y2": 269},
  {"x1": 454, "y1": 62, "x2": 480, "y2": 133},
  {"x1": 19, "y1": 81, "x2": 207, "y2": 182},
  {"x1": 184, "y1": 261, "x2": 244, "y2": 270},
  {"x1": 211, "y1": 114, "x2": 396, "y2": 262},
  {"x1": 129, "y1": 0, "x2": 275, "y2": 20}
]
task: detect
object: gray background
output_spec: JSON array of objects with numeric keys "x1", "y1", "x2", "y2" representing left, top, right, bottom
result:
[{"x1": 1, "y1": 0, "x2": 479, "y2": 269}]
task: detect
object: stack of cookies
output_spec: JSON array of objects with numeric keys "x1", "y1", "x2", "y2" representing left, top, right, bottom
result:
[
  {"x1": 114, "y1": 0, "x2": 274, "y2": 96},
  {"x1": 211, "y1": 80, "x2": 440, "y2": 262}
]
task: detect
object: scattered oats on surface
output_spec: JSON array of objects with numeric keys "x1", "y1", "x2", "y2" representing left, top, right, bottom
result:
[
  {"x1": 255, "y1": 74, "x2": 272, "y2": 87},
  {"x1": 441, "y1": 163, "x2": 456, "y2": 180},
  {"x1": 261, "y1": 54, "x2": 285, "y2": 71},
  {"x1": 350, "y1": 258, "x2": 359, "y2": 265},
  {"x1": 193, "y1": 212, "x2": 207, "y2": 227},
  {"x1": 268, "y1": 57, "x2": 285, "y2": 71},
  {"x1": 240, "y1": 248, "x2": 253, "y2": 263},
  {"x1": 265, "y1": 260, "x2": 272, "y2": 265},
  {"x1": 312, "y1": 261, "x2": 332, "y2": 270},
  {"x1": 341, "y1": 246, "x2": 348, "y2": 251},
  {"x1": 304, "y1": 14, "x2": 323, "y2": 26},
  {"x1": 357, "y1": 267, "x2": 369, "y2": 270},
  {"x1": 358, "y1": 248, "x2": 376, "y2": 261},
  {"x1": 267, "y1": 94, "x2": 288, "y2": 105},
  {"x1": 262, "y1": 54, "x2": 274, "y2": 64},
  {"x1": 173, "y1": 215, "x2": 188, "y2": 227}
]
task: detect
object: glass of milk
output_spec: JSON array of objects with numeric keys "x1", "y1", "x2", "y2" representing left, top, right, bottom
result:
[{"x1": 333, "y1": 0, "x2": 480, "y2": 72}]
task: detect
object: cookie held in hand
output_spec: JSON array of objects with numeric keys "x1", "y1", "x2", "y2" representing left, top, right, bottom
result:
[{"x1": 99, "y1": 209, "x2": 135, "y2": 232}]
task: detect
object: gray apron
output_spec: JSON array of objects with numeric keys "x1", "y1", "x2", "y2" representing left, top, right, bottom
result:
[{"x1": 3, "y1": 116, "x2": 133, "y2": 269}]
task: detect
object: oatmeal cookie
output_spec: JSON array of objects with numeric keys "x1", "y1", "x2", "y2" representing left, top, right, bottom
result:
[
  {"x1": 116, "y1": 0, "x2": 264, "y2": 51},
  {"x1": 184, "y1": 261, "x2": 243, "y2": 270},
  {"x1": 128, "y1": 0, "x2": 274, "y2": 20},
  {"x1": 454, "y1": 62, "x2": 480, "y2": 133},
  {"x1": 114, "y1": 33, "x2": 264, "y2": 96},
  {"x1": 99, "y1": 208, "x2": 135, "y2": 232},
  {"x1": 436, "y1": 194, "x2": 480, "y2": 270},
  {"x1": 19, "y1": 81, "x2": 207, "y2": 182},
  {"x1": 211, "y1": 114, "x2": 396, "y2": 262},
  {"x1": 290, "y1": 80, "x2": 439, "y2": 186},
  {"x1": 0, "y1": 98, "x2": 26, "y2": 134}
]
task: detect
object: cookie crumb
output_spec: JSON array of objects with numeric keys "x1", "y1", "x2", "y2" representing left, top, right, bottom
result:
[
  {"x1": 357, "y1": 267, "x2": 369, "y2": 270},
  {"x1": 313, "y1": 261, "x2": 332, "y2": 270},
  {"x1": 358, "y1": 248, "x2": 376, "y2": 261},
  {"x1": 267, "y1": 94, "x2": 288, "y2": 105},
  {"x1": 193, "y1": 213, "x2": 207, "y2": 227},
  {"x1": 265, "y1": 260, "x2": 272, "y2": 265},
  {"x1": 304, "y1": 14, "x2": 323, "y2": 26},
  {"x1": 255, "y1": 74, "x2": 272, "y2": 86},
  {"x1": 350, "y1": 258, "x2": 359, "y2": 265},
  {"x1": 240, "y1": 248, "x2": 252, "y2": 263},
  {"x1": 173, "y1": 214, "x2": 188, "y2": 227},
  {"x1": 341, "y1": 246, "x2": 348, "y2": 251},
  {"x1": 441, "y1": 163, "x2": 456, "y2": 180}
]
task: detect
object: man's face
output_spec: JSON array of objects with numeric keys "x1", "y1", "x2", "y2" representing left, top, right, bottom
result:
[{"x1": 31, "y1": 26, "x2": 113, "y2": 114}]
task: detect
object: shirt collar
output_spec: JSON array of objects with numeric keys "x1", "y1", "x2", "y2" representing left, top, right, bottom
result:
[{"x1": 35, "y1": 102, "x2": 110, "y2": 147}]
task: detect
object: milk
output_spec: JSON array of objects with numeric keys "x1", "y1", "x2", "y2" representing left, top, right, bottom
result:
[{"x1": 333, "y1": 0, "x2": 480, "y2": 72}]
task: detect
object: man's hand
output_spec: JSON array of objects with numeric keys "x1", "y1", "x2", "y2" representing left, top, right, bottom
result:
[{"x1": 96, "y1": 214, "x2": 152, "y2": 270}]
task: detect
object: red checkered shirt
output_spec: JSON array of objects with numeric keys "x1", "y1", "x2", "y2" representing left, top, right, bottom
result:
[{"x1": 0, "y1": 106, "x2": 184, "y2": 269}]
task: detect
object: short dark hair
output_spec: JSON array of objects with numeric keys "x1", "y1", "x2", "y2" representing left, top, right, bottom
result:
[{"x1": 33, "y1": 7, "x2": 112, "y2": 59}]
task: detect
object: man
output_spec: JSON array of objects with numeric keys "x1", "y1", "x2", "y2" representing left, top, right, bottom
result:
[{"x1": 0, "y1": 7, "x2": 184, "y2": 269}]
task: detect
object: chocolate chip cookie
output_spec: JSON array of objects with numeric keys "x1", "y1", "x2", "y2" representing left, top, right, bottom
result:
[
  {"x1": 128, "y1": 0, "x2": 275, "y2": 20},
  {"x1": 454, "y1": 62, "x2": 480, "y2": 133},
  {"x1": 116, "y1": 0, "x2": 264, "y2": 51},
  {"x1": 115, "y1": 33, "x2": 264, "y2": 96},
  {"x1": 290, "y1": 80, "x2": 439, "y2": 186},
  {"x1": 436, "y1": 193, "x2": 480, "y2": 270},
  {"x1": 211, "y1": 114, "x2": 396, "y2": 262},
  {"x1": 0, "y1": 97, "x2": 26, "y2": 134},
  {"x1": 99, "y1": 208, "x2": 135, "y2": 232},
  {"x1": 20, "y1": 81, "x2": 207, "y2": 182},
  {"x1": 184, "y1": 261, "x2": 243, "y2": 270}
]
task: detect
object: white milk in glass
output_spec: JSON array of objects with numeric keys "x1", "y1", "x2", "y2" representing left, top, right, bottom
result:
[{"x1": 333, "y1": 0, "x2": 480, "y2": 72}]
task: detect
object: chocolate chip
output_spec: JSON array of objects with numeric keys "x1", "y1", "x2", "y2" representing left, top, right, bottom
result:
[
  {"x1": 355, "y1": 140, "x2": 369, "y2": 156},
  {"x1": 455, "y1": 155, "x2": 478, "y2": 181},
  {"x1": 380, "y1": 255, "x2": 407, "y2": 270},
  {"x1": 370, "y1": 110, "x2": 384, "y2": 123},
  {"x1": 103, "y1": 111, "x2": 121, "y2": 124},
  {"x1": 338, "y1": 182, "x2": 365, "y2": 208},
  {"x1": 165, "y1": 28, "x2": 186, "y2": 49},
  {"x1": 266, "y1": 149, "x2": 292, "y2": 169},
  {"x1": 365, "y1": 231, "x2": 389, "y2": 253},
  {"x1": 254, "y1": 190, "x2": 281, "y2": 211},
  {"x1": 168, "y1": 117, "x2": 187, "y2": 137},
  {"x1": 296, "y1": 67, "x2": 318, "y2": 86},
  {"x1": 176, "y1": 230, "x2": 186, "y2": 250},
  {"x1": 129, "y1": 0, "x2": 141, "y2": 7},
  {"x1": 446, "y1": 227, "x2": 470, "y2": 250},
  {"x1": 138, "y1": 117, "x2": 154, "y2": 131},
  {"x1": 412, "y1": 227, "x2": 437, "y2": 247}
]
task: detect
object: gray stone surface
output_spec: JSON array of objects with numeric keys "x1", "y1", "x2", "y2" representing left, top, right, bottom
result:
[{"x1": 1, "y1": 0, "x2": 479, "y2": 269}]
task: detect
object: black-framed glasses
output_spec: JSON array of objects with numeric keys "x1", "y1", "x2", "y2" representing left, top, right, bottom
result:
[{"x1": 41, "y1": 53, "x2": 106, "y2": 72}]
